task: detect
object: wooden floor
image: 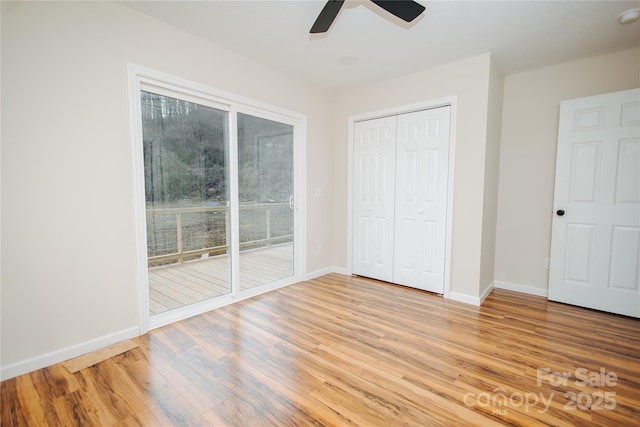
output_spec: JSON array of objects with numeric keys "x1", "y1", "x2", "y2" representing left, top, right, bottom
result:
[
  {"x1": 149, "y1": 244, "x2": 293, "y2": 314},
  {"x1": 2, "y1": 273, "x2": 639, "y2": 426}
]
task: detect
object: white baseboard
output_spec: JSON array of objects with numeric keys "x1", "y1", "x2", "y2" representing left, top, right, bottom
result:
[
  {"x1": 305, "y1": 266, "x2": 348, "y2": 280},
  {"x1": 305, "y1": 266, "x2": 335, "y2": 280},
  {"x1": 494, "y1": 280, "x2": 548, "y2": 297},
  {"x1": 1, "y1": 326, "x2": 139, "y2": 381},
  {"x1": 331, "y1": 267, "x2": 349, "y2": 276},
  {"x1": 446, "y1": 282, "x2": 494, "y2": 307},
  {"x1": 309, "y1": 268, "x2": 485, "y2": 306},
  {"x1": 448, "y1": 281, "x2": 548, "y2": 306},
  {"x1": 480, "y1": 282, "x2": 495, "y2": 304},
  {"x1": 447, "y1": 291, "x2": 481, "y2": 306}
]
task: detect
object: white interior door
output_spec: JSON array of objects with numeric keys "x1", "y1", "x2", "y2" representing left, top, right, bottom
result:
[
  {"x1": 393, "y1": 107, "x2": 451, "y2": 293},
  {"x1": 352, "y1": 116, "x2": 397, "y2": 282},
  {"x1": 549, "y1": 88, "x2": 640, "y2": 318}
]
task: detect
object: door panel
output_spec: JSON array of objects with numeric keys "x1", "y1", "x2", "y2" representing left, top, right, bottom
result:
[
  {"x1": 424, "y1": 149, "x2": 439, "y2": 203},
  {"x1": 616, "y1": 138, "x2": 640, "y2": 202},
  {"x1": 609, "y1": 226, "x2": 640, "y2": 291},
  {"x1": 420, "y1": 220, "x2": 436, "y2": 273},
  {"x1": 237, "y1": 113, "x2": 295, "y2": 292},
  {"x1": 141, "y1": 90, "x2": 231, "y2": 315},
  {"x1": 563, "y1": 223, "x2": 594, "y2": 284},
  {"x1": 352, "y1": 116, "x2": 397, "y2": 282},
  {"x1": 549, "y1": 88, "x2": 640, "y2": 318},
  {"x1": 568, "y1": 141, "x2": 600, "y2": 203},
  {"x1": 393, "y1": 107, "x2": 450, "y2": 293}
]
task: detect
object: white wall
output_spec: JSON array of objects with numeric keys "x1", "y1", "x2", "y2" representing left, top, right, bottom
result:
[
  {"x1": 495, "y1": 47, "x2": 640, "y2": 292},
  {"x1": 479, "y1": 58, "x2": 504, "y2": 298},
  {"x1": 1, "y1": 1, "x2": 333, "y2": 377},
  {"x1": 331, "y1": 53, "x2": 494, "y2": 300}
]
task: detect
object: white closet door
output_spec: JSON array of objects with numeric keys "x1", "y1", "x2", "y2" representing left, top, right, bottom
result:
[
  {"x1": 352, "y1": 116, "x2": 397, "y2": 282},
  {"x1": 549, "y1": 88, "x2": 640, "y2": 318},
  {"x1": 393, "y1": 107, "x2": 451, "y2": 293}
]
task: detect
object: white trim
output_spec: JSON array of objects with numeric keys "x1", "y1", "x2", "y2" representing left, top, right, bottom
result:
[
  {"x1": 140, "y1": 81, "x2": 230, "y2": 113},
  {"x1": 330, "y1": 266, "x2": 349, "y2": 276},
  {"x1": 447, "y1": 281, "x2": 549, "y2": 306},
  {"x1": 127, "y1": 63, "x2": 307, "y2": 333},
  {"x1": 346, "y1": 96, "x2": 458, "y2": 299},
  {"x1": 128, "y1": 64, "x2": 305, "y2": 121},
  {"x1": 127, "y1": 64, "x2": 150, "y2": 335},
  {"x1": 348, "y1": 96, "x2": 457, "y2": 122},
  {"x1": 479, "y1": 282, "x2": 495, "y2": 304},
  {"x1": 293, "y1": 118, "x2": 308, "y2": 281},
  {"x1": 494, "y1": 281, "x2": 549, "y2": 297},
  {"x1": 238, "y1": 276, "x2": 299, "y2": 300},
  {"x1": 442, "y1": 97, "x2": 457, "y2": 299},
  {"x1": 306, "y1": 267, "x2": 495, "y2": 305},
  {"x1": 229, "y1": 106, "x2": 241, "y2": 300},
  {"x1": 435, "y1": 283, "x2": 493, "y2": 306},
  {"x1": 150, "y1": 294, "x2": 234, "y2": 330},
  {"x1": 346, "y1": 117, "x2": 354, "y2": 275},
  {"x1": 0, "y1": 327, "x2": 138, "y2": 381},
  {"x1": 305, "y1": 266, "x2": 338, "y2": 280},
  {"x1": 447, "y1": 291, "x2": 482, "y2": 306}
]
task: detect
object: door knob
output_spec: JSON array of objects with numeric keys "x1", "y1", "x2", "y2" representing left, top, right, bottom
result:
[{"x1": 556, "y1": 209, "x2": 565, "y2": 216}]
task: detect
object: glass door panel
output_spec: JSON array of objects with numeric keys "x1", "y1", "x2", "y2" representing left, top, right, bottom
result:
[
  {"x1": 237, "y1": 113, "x2": 294, "y2": 291},
  {"x1": 141, "y1": 90, "x2": 230, "y2": 315}
]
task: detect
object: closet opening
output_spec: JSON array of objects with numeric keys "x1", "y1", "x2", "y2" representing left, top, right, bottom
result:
[{"x1": 348, "y1": 99, "x2": 456, "y2": 296}]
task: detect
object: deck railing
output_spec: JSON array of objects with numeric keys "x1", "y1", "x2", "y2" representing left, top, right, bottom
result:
[{"x1": 146, "y1": 202, "x2": 293, "y2": 265}]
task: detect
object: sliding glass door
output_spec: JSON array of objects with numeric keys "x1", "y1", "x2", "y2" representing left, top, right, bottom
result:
[
  {"x1": 237, "y1": 113, "x2": 294, "y2": 291},
  {"x1": 132, "y1": 75, "x2": 301, "y2": 326},
  {"x1": 141, "y1": 91, "x2": 231, "y2": 315}
]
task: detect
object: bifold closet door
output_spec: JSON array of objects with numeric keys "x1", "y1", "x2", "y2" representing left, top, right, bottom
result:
[
  {"x1": 353, "y1": 106, "x2": 451, "y2": 294},
  {"x1": 352, "y1": 116, "x2": 397, "y2": 282},
  {"x1": 393, "y1": 107, "x2": 451, "y2": 293}
]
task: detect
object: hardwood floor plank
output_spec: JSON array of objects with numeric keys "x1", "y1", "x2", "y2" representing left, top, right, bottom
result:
[
  {"x1": 53, "y1": 390, "x2": 102, "y2": 427},
  {"x1": 224, "y1": 349, "x2": 356, "y2": 427},
  {"x1": 2, "y1": 273, "x2": 639, "y2": 426},
  {"x1": 82, "y1": 361, "x2": 147, "y2": 421},
  {"x1": 62, "y1": 340, "x2": 138, "y2": 374},
  {"x1": 117, "y1": 358, "x2": 210, "y2": 426},
  {"x1": 134, "y1": 339, "x2": 230, "y2": 414},
  {"x1": 1, "y1": 378, "x2": 29, "y2": 427},
  {"x1": 9, "y1": 375, "x2": 48, "y2": 427}
]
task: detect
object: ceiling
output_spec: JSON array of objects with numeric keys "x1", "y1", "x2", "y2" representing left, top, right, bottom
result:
[{"x1": 121, "y1": 0, "x2": 640, "y2": 92}]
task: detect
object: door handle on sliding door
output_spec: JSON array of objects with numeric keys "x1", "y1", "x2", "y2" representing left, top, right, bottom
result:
[{"x1": 289, "y1": 195, "x2": 294, "y2": 210}]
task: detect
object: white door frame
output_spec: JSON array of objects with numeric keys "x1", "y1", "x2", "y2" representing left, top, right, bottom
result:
[
  {"x1": 127, "y1": 64, "x2": 307, "y2": 334},
  {"x1": 346, "y1": 96, "x2": 457, "y2": 298}
]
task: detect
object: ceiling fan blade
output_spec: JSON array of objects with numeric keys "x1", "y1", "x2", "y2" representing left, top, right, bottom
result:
[
  {"x1": 310, "y1": 0, "x2": 345, "y2": 33},
  {"x1": 371, "y1": 0, "x2": 425, "y2": 22}
]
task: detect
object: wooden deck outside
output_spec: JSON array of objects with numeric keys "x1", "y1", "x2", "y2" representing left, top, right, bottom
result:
[{"x1": 148, "y1": 243, "x2": 293, "y2": 315}]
